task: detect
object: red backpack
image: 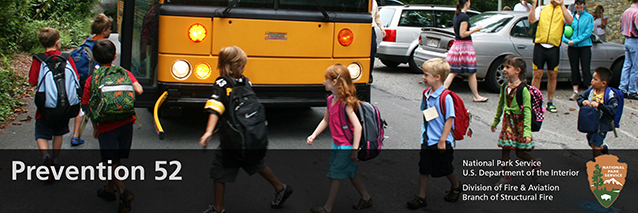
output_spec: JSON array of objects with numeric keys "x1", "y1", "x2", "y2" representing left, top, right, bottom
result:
[{"x1": 423, "y1": 88, "x2": 470, "y2": 141}]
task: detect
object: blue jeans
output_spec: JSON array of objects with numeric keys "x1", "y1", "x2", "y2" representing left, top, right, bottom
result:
[{"x1": 620, "y1": 38, "x2": 638, "y2": 94}]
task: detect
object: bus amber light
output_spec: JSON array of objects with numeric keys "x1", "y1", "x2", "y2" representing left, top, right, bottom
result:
[
  {"x1": 338, "y1": 29, "x2": 354, "y2": 46},
  {"x1": 171, "y1": 59, "x2": 192, "y2": 80},
  {"x1": 347, "y1": 62, "x2": 362, "y2": 81},
  {"x1": 195, "y1": 62, "x2": 212, "y2": 79},
  {"x1": 188, "y1": 24, "x2": 207, "y2": 42}
]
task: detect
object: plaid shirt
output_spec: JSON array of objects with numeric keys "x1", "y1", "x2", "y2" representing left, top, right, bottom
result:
[{"x1": 620, "y1": 4, "x2": 638, "y2": 38}]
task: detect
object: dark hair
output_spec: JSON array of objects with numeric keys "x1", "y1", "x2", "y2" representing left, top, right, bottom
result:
[
  {"x1": 38, "y1": 27, "x2": 60, "y2": 48},
  {"x1": 504, "y1": 55, "x2": 526, "y2": 80},
  {"x1": 91, "y1": 13, "x2": 113, "y2": 35},
  {"x1": 634, "y1": 0, "x2": 638, "y2": 4},
  {"x1": 92, "y1": 40, "x2": 116, "y2": 65},
  {"x1": 456, "y1": 0, "x2": 468, "y2": 16},
  {"x1": 595, "y1": 67, "x2": 613, "y2": 84}
]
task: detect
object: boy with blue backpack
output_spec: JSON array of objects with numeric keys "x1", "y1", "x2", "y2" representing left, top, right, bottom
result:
[
  {"x1": 577, "y1": 67, "x2": 623, "y2": 159},
  {"x1": 69, "y1": 13, "x2": 113, "y2": 146},
  {"x1": 28, "y1": 27, "x2": 81, "y2": 181}
]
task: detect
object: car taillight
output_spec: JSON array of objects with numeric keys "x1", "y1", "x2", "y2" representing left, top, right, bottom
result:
[
  {"x1": 188, "y1": 24, "x2": 207, "y2": 42},
  {"x1": 418, "y1": 36, "x2": 422, "y2": 44},
  {"x1": 447, "y1": 40, "x2": 454, "y2": 50},
  {"x1": 338, "y1": 29, "x2": 354, "y2": 46},
  {"x1": 383, "y1": 29, "x2": 396, "y2": 42}
]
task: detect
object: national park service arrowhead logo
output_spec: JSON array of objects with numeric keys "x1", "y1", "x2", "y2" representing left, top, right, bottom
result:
[{"x1": 586, "y1": 155, "x2": 627, "y2": 208}]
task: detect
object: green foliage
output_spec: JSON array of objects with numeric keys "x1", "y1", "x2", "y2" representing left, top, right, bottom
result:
[
  {"x1": 0, "y1": 0, "x2": 98, "y2": 56},
  {"x1": 592, "y1": 164, "x2": 604, "y2": 190},
  {"x1": 0, "y1": 60, "x2": 27, "y2": 122},
  {"x1": 403, "y1": 0, "x2": 524, "y2": 12}
]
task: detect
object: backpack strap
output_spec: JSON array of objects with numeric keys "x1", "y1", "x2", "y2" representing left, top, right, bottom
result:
[
  {"x1": 515, "y1": 81, "x2": 527, "y2": 110},
  {"x1": 338, "y1": 97, "x2": 354, "y2": 143},
  {"x1": 33, "y1": 53, "x2": 48, "y2": 62},
  {"x1": 439, "y1": 89, "x2": 450, "y2": 118}
]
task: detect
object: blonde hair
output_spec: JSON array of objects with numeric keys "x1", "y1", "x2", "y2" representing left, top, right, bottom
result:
[
  {"x1": 325, "y1": 64, "x2": 359, "y2": 111},
  {"x1": 38, "y1": 27, "x2": 60, "y2": 48},
  {"x1": 91, "y1": 13, "x2": 113, "y2": 35},
  {"x1": 421, "y1": 58, "x2": 450, "y2": 82},
  {"x1": 218, "y1": 46, "x2": 247, "y2": 79}
]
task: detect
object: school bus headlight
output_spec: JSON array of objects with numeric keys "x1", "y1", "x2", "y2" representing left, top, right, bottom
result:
[
  {"x1": 194, "y1": 62, "x2": 212, "y2": 79},
  {"x1": 188, "y1": 24, "x2": 207, "y2": 42},
  {"x1": 338, "y1": 29, "x2": 354, "y2": 46},
  {"x1": 171, "y1": 59, "x2": 192, "y2": 80},
  {"x1": 347, "y1": 62, "x2": 362, "y2": 81}
]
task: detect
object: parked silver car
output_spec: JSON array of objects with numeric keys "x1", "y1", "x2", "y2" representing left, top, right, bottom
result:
[
  {"x1": 376, "y1": 5, "x2": 479, "y2": 73},
  {"x1": 413, "y1": 11, "x2": 625, "y2": 92}
]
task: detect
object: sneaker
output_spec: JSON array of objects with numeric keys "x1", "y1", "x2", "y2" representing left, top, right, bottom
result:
[
  {"x1": 271, "y1": 184, "x2": 293, "y2": 208},
  {"x1": 495, "y1": 176, "x2": 511, "y2": 186},
  {"x1": 202, "y1": 205, "x2": 225, "y2": 213},
  {"x1": 97, "y1": 187, "x2": 116, "y2": 201},
  {"x1": 406, "y1": 195, "x2": 427, "y2": 209},
  {"x1": 70, "y1": 137, "x2": 85, "y2": 146},
  {"x1": 546, "y1": 103, "x2": 558, "y2": 113},
  {"x1": 569, "y1": 92, "x2": 579, "y2": 101},
  {"x1": 602, "y1": 144, "x2": 609, "y2": 155},
  {"x1": 352, "y1": 197, "x2": 373, "y2": 210},
  {"x1": 117, "y1": 189, "x2": 134, "y2": 213}
]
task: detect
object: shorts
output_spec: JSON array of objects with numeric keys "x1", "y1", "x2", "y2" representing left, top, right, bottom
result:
[
  {"x1": 533, "y1": 44, "x2": 560, "y2": 71},
  {"x1": 98, "y1": 122, "x2": 133, "y2": 162},
  {"x1": 419, "y1": 143, "x2": 454, "y2": 178},
  {"x1": 209, "y1": 151, "x2": 267, "y2": 183},
  {"x1": 34, "y1": 118, "x2": 70, "y2": 140},
  {"x1": 327, "y1": 144, "x2": 357, "y2": 179},
  {"x1": 587, "y1": 132, "x2": 607, "y2": 147}
]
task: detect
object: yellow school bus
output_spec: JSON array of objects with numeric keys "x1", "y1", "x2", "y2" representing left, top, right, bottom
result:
[{"x1": 117, "y1": 0, "x2": 373, "y2": 139}]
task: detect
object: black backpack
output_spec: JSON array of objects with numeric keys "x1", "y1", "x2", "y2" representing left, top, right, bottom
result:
[
  {"x1": 217, "y1": 76, "x2": 268, "y2": 165},
  {"x1": 33, "y1": 53, "x2": 81, "y2": 123},
  {"x1": 339, "y1": 101, "x2": 387, "y2": 161}
]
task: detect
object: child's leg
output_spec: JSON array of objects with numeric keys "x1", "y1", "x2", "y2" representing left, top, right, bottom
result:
[
  {"x1": 446, "y1": 172, "x2": 460, "y2": 188},
  {"x1": 349, "y1": 172, "x2": 371, "y2": 201},
  {"x1": 418, "y1": 174, "x2": 429, "y2": 199},
  {"x1": 37, "y1": 139, "x2": 50, "y2": 157},
  {"x1": 592, "y1": 144, "x2": 603, "y2": 158},
  {"x1": 323, "y1": 179, "x2": 341, "y2": 212},
  {"x1": 258, "y1": 166, "x2": 284, "y2": 192},
  {"x1": 51, "y1": 135, "x2": 63, "y2": 159},
  {"x1": 214, "y1": 181, "x2": 226, "y2": 211},
  {"x1": 501, "y1": 148, "x2": 511, "y2": 171},
  {"x1": 514, "y1": 150, "x2": 535, "y2": 162},
  {"x1": 72, "y1": 114, "x2": 82, "y2": 138}
]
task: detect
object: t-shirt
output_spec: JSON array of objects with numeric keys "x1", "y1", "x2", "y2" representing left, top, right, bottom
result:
[
  {"x1": 593, "y1": 90, "x2": 605, "y2": 104},
  {"x1": 453, "y1": 12, "x2": 472, "y2": 41},
  {"x1": 81, "y1": 66, "x2": 138, "y2": 133},
  {"x1": 514, "y1": 2, "x2": 533, "y2": 12},
  {"x1": 28, "y1": 50, "x2": 79, "y2": 120}
]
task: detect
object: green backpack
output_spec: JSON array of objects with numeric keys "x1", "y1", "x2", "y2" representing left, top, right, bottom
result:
[{"x1": 89, "y1": 66, "x2": 136, "y2": 123}]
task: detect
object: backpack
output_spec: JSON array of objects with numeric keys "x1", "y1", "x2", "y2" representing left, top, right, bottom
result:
[
  {"x1": 582, "y1": 87, "x2": 624, "y2": 136},
  {"x1": 502, "y1": 82, "x2": 545, "y2": 132},
  {"x1": 423, "y1": 88, "x2": 470, "y2": 141},
  {"x1": 577, "y1": 106, "x2": 600, "y2": 133},
  {"x1": 88, "y1": 66, "x2": 136, "y2": 123},
  {"x1": 70, "y1": 39, "x2": 98, "y2": 83},
  {"x1": 339, "y1": 101, "x2": 387, "y2": 161},
  {"x1": 217, "y1": 76, "x2": 268, "y2": 164},
  {"x1": 33, "y1": 53, "x2": 81, "y2": 123}
]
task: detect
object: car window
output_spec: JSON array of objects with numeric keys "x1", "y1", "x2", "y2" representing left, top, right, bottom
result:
[
  {"x1": 469, "y1": 13, "x2": 513, "y2": 33},
  {"x1": 399, "y1": 10, "x2": 433, "y2": 27},
  {"x1": 511, "y1": 18, "x2": 532, "y2": 38},
  {"x1": 435, "y1": 10, "x2": 455, "y2": 28},
  {"x1": 379, "y1": 8, "x2": 395, "y2": 28}
]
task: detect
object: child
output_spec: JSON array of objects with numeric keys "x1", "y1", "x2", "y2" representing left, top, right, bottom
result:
[
  {"x1": 199, "y1": 46, "x2": 293, "y2": 213},
  {"x1": 491, "y1": 55, "x2": 540, "y2": 185},
  {"x1": 577, "y1": 67, "x2": 617, "y2": 159},
  {"x1": 406, "y1": 58, "x2": 461, "y2": 210},
  {"x1": 28, "y1": 27, "x2": 80, "y2": 179},
  {"x1": 83, "y1": 40, "x2": 143, "y2": 213},
  {"x1": 70, "y1": 13, "x2": 113, "y2": 146},
  {"x1": 306, "y1": 64, "x2": 372, "y2": 213}
]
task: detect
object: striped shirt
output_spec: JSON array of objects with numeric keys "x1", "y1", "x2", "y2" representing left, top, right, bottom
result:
[{"x1": 620, "y1": 4, "x2": 638, "y2": 38}]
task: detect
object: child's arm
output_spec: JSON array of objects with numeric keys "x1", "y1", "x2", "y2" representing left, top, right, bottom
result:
[
  {"x1": 200, "y1": 113, "x2": 219, "y2": 147},
  {"x1": 307, "y1": 109, "x2": 329, "y2": 146},
  {"x1": 522, "y1": 87, "x2": 532, "y2": 139},
  {"x1": 491, "y1": 88, "x2": 506, "y2": 130},
  {"x1": 438, "y1": 117, "x2": 454, "y2": 152},
  {"x1": 132, "y1": 82, "x2": 144, "y2": 95},
  {"x1": 346, "y1": 104, "x2": 363, "y2": 162},
  {"x1": 598, "y1": 92, "x2": 618, "y2": 118},
  {"x1": 577, "y1": 91, "x2": 589, "y2": 106}
]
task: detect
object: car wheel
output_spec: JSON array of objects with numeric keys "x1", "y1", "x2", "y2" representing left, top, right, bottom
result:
[
  {"x1": 486, "y1": 57, "x2": 508, "y2": 93},
  {"x1": 380, "y1": 59, "x2": 400, "y2": 68},
  {"x1": 408, "y1": 48, "x2": 422, "y2": 74},
  {"x1": 610, "y1": 59, "x2": 623, "y2": 88}
]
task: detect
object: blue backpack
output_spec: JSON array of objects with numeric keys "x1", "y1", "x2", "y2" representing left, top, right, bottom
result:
[
  {"x1": 33, "y1": 53, "x2": 81, "y2": 123},
  {"x1": 582, "y1": 87, "x2": 624, "y2": 137},
  {"x1": 70, "y1": 38, "x2": 98, "y2": 83}
]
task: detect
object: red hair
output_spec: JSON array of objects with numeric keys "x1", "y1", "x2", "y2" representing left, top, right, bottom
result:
[{"x1": 325, "y1": 64, "x2": 359, "y2": 111}]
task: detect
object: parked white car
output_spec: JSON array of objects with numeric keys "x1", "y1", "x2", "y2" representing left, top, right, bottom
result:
[{"x1": 376, "y1": 5, "x2": 479, "y2": 73}]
